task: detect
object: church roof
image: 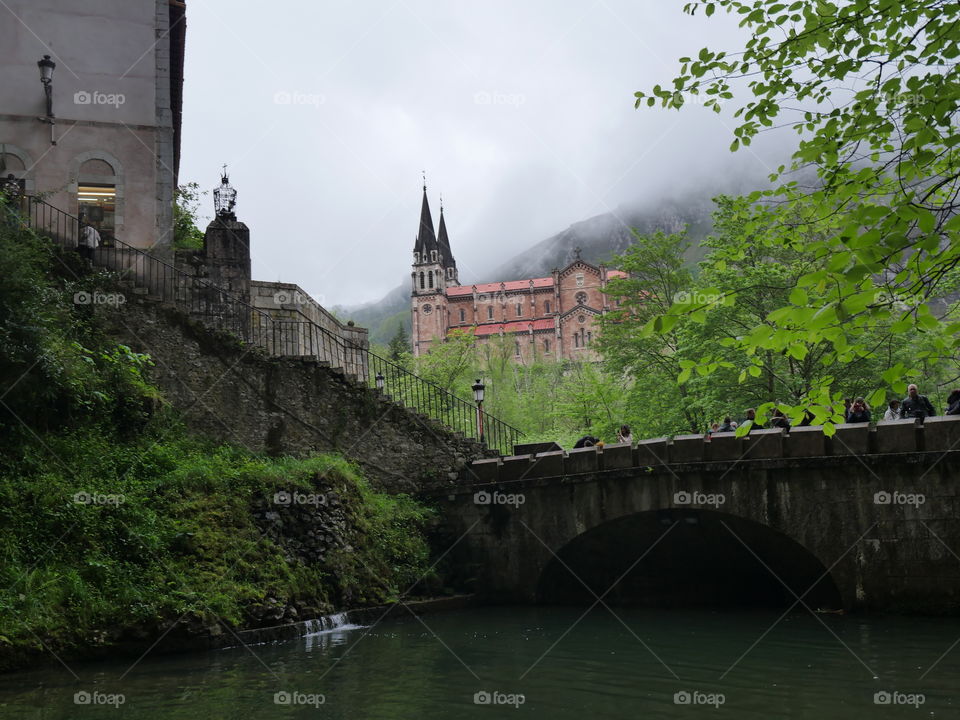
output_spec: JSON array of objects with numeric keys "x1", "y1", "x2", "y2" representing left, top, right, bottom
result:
[
  {"x1": 446, "y1": 277, "x2": 554, "y2": 297},
  {"x1": 468, "y1": 318, "x2": 556, "y2": 336},
  {"x1": 413, "y1": 188, "x2": 437, "y2": 257},
  {"x1": 437, "y1": 209, "x2": 455, "y2": 269}
]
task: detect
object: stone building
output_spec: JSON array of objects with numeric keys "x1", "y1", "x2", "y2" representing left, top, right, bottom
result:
[
  {"x1": 0, "y1": 0, "x2": 185, "y2": 247},
  {"x1": 411, "y1": 187, "x2": 625, "y2": 361}
]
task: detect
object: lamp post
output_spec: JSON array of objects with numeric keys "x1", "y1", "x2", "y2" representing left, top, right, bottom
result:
[
  {"x1": 375, "y1": 372, "x2": 385, "y2": 392},
  {"x1": 37, "y1": 55, "x2": 56, "y2": 145},
  {"x1": 472, "y1": 378, "x2": 485, "y2": 444}
]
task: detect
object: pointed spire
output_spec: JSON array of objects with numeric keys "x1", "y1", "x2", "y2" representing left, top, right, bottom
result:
[
  {"x1": 413, "y1": 184, "x2": 437, "y2": 259},
  {"x1": 437, "y1": 202, "x2": 455, "y2": 270}
]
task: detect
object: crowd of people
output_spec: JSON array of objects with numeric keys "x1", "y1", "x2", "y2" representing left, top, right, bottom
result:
[
  {"x1": 706, "y1": 384, "x2": 960, "y2": 435},
  {"x1": 570, "y1": 386, "x2": 960, "y2": 450}
]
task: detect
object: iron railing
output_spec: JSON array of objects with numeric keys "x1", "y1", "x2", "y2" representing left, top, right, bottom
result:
[{"x1": 6, "y1": 194, "x2": 523, "y2": 454}]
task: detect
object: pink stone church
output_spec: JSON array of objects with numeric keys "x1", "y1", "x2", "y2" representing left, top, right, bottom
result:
[{"x1": 410, "y1": 187, "x2": 625, "y2": 362}]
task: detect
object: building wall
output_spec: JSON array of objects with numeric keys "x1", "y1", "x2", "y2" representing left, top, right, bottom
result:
[
  {"x1": 0, "y1": 0, "x2": 178, "y2": 248},
  {"x1": 415, "y1": 259, "x2": 613, "y2": 363}
]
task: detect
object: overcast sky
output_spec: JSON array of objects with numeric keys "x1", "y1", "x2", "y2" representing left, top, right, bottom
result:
[{"x1": 179, "y1": 0, "x2": 783, "y2": 307}]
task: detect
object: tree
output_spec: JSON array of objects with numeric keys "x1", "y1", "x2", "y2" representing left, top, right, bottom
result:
[
  {"x1": 386, "y1": 324, "x2": 410, "y2": 364},
  {"x1": 173, "y1": 182, "x2": 207, "y2": 250},
  {"x1": 415, "y1": 329, "x2": 477, "y2": 396},
  {"x1": 634, "y1": 0, "x2": 960, "y2": 416}
]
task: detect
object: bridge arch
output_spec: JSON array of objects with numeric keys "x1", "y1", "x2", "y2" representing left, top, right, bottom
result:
[{"x1": 535, "y1": 508, "x2": 841, "y2": 609}]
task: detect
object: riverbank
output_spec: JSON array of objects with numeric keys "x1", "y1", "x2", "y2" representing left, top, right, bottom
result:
[{"x1": 0, "y1": 223, "x2": 451, "y2": 675}]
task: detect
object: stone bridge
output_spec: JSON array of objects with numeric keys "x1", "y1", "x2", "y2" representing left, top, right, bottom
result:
[{"x1": 433, "y1": 418, "x2": 960, "y2": 613}]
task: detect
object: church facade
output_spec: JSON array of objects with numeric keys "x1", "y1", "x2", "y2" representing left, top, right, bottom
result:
[{"x1": 410, "y1": 187, "x2": 625, "y2": 362}]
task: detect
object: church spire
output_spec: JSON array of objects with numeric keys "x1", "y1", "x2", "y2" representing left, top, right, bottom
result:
[
  {"x1": 437, "y1": 202, "x2": 455, "y2": 271},
  {"x1": 413, "y1": 185, "x2": 437, "y2": 260}
]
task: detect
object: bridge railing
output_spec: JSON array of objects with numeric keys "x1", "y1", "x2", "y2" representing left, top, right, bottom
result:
[
  {"x1": 6, "y1": 194, "x2": 524, "y2": 454},
  {"x1": 471, "y1": 417, "x2": 960, "y2": 485}
]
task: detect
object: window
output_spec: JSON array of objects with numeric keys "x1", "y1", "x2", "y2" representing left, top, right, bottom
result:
[
  {"x1": 587, "y1": 331, "x2": 592, "y2": 345},
  {"x1": 576, "y1": 274, "x2": 585, "y2": 287},
  {"x1": 414, "y1": 252, "x2": 420, "y2": 264},
  {"x1": 515, "y1": 341, "x2": 521, "y2": 356},
  {"x1": 431, "y1": 250, "x2": 437, "y2": 262},
  {"x1": 77, "y1": 157, "x2": 117, "y2": 238},
  {"x1": 459, "y1": 308, "x2": 465, "y2": 322},
  {"x1": 487, "y1": 306, "x2": 494, "y2": 320},
  {"x1": 516, "y1": 303, "x2": 522, "y2": 317},
  {"x1": 419, "y1": 272, "x2": 425, "y2": 289},
  {"x1": 422, "y1": 303, "x2": 433, "y2": 314},
  {"x1": 544, "y1": 301, "x2": 551, "y2": 313},
  {"x1": 544, "y1": 339, "x2": 550, "y2": 353},
  {"x1": 575, "y1": 291, "x2": 587, "y2": 305},
  {"x1": 428, "y1": 272, "x2": 434, "y2": 289},
  {"x1": 574, "y1": 333, "x2": 580, "y2": 348}
]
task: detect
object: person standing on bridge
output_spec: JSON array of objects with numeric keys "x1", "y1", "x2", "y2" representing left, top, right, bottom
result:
[
  {"x1": 718, "y1": 416, "x2": 736, "y2": 432},
  {"x1": 616, "y1": 425, "x2": 632, "y2": 444},
  {"x1": 883, "y1": 399, "x2": 901, "y2": 421},
  {"x1": 901, "y1": 384, "x2": 936, "y2": 421},
  {"x1": 946, "y1": 389, "x2": 960, "y2": 416},
  {"x1": 846, "y1": 397, "x2": 871, "y2": 423},
  {"x1": 744, "y1": 408, "x2": 763, "y2": 430}
]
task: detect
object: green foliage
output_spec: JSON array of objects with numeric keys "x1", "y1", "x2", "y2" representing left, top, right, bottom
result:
[
  {"x1": 633, "y1": 0, "x2": 960, "y2": 414},
  {"x1": 172, "y1": 182, "x2": 206, "y2": 250},
  {"x1": 387, "y1": 323, "x2": 412, "y2": 365},
  {"x1": 0, "y1": 216, "x2": 435, "y2": 665}
]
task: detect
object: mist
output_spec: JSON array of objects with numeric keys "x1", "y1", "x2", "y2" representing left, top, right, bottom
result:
[{"x1": 179, "y1": 0, "x2": 792, "y2": 307}]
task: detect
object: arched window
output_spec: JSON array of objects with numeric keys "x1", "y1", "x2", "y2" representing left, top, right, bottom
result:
[
  {"x1": 587, "y1": 331, "x2": 592, "y2": 345},
  {"x1": 414, "y1": 252, "x2": 420, "y2": 264},
  {"x1": 428, "y1": 272, "x2": 434, "y2": 289},
  {"x1": 77, "y1": 157, "x2": 118, "y2": 238},
  {"x1": 431, "y1": 250, "x2": 437, "y2": 262},
  {"x1": 487, "y1": 306, "x2": 494, "y2": 320},
  {"x1": 419, "y1": 272, "x2": 425, "y2": 289},
  {"x1": 516, "y1": 303, "x2": 522, "y2": 317},
  {"x1": 574, "y1": 333, "x2": 580, "y2": 348},
  {"x1": 515, "y1": 341, "x2": 521, "y2": 356},
  {"x1": 459, "y1": 308, "x2": 465, "y2": 322},
  {"x1": 544, "y1": 300, "x2": 551, "y2": 313},
  {"x1": 544, "y1": 339, "x2": 550, "y2": 353}
]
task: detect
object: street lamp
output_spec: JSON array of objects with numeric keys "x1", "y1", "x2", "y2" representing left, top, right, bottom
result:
[
  {"x1": 375, "y1": 372, "x2": 385, "y2": 391},
  {"x1": 37, "y1": 55, "x2": 56, "y2": 144},
  {"x1": 472, "y1": 378, "x2": 485, "y2": 444}
]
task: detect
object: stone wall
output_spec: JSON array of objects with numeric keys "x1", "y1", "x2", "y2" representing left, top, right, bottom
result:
[
  {"x1": 436, "y1": 425, "x2": 960, "y2": 613},
  {"x1": 100, "y1": 298, "x2": 495, "y2": 493}
]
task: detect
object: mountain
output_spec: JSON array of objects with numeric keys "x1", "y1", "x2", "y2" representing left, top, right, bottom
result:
[{"x1": 339, "y1": 194, "x2": 717, "y2": 347}]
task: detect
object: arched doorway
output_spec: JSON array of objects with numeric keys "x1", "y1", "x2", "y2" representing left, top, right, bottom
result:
[{"x1": 536, "y1": 509, "x2": 841, "y2": 609}]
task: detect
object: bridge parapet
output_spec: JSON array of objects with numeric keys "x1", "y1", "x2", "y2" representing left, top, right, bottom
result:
[{"x1": 463, "y1": 416, "x2": 960, "y2": 485}]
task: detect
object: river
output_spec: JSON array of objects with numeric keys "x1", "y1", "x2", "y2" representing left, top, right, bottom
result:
[{"x1": 1, "y1": 606, "x2": 957, "y2": 718}]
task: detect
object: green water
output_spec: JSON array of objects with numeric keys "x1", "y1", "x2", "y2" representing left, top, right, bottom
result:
[{"x1": 1, "y1": 606, "x2": 958, "y2": 718}]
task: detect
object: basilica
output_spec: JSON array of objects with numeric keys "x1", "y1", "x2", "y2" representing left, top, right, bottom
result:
[{"x1": 410, "y1": 187, "x2": 625, "y2": 361}]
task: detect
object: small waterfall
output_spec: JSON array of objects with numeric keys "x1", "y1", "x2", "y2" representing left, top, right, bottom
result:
[{"x1": 302, "y1": 612, "x2": 364, "y2": 652}]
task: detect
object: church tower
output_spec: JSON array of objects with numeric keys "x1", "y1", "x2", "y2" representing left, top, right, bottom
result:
[{"x1": 411, "y1": 184, "x2": 455, "y2": 357}]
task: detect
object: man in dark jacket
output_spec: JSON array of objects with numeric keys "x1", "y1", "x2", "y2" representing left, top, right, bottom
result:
[{"x1": 901, "y1": 384, "x2": 936, "y2": 420}]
